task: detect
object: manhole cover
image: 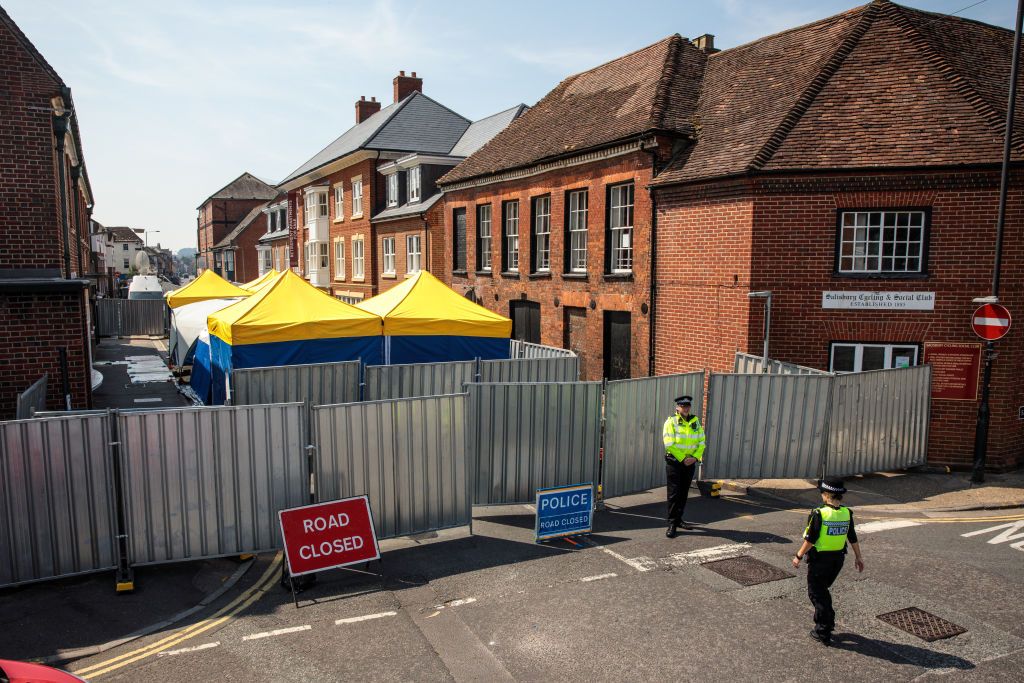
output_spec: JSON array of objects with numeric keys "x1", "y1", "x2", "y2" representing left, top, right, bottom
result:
[
  {"x1": 877, "y1": 607, "x2": 968, "y2": 642},
  {"x1": 702, "y1": 555, "x2": 794, "y2": 586}
]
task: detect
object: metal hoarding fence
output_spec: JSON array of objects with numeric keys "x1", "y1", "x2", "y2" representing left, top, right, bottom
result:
[
  {"x1": 479, "y1": 356, "x2": 579, "y2": 383},
  {"x1": 509, "y1": 339, "x2": 577, "y2": 359},
  {"x1": 734, "y1": 352, "x2": 829, "y2": 376},
  {"x1": 826, "y1": 365, "x2": 932, "y2": 477},
  {"x1": 603, "y1": 372, "x2": 706, "y2": 499},
  {"x1": 96, "y1": 299, "x2": 168, "y2": 337},
  {"x1": 468, "y1": 382, "x2": 601, "y2": 505},
  {"x1": 313, "y1": 394, "x2": 470, "y2": 540},
  {"x1": 231, "y1": 361, "x2": 361, "y2": 406},
  {"x1": 15, "y1": 374, "x2": 48, "y2": 419},
  {"x1": 703, "y1": 373, "x2": 833, "y2": 480},
  {"x1": 364, "y1": 361, "x2": 477, "y2": 401},
  {"x1": 118, "y1": 403, "x2": 309, "y2": 566},
  {"x1": 0, "y1": 414, "x2": 118, "y2": 587}
]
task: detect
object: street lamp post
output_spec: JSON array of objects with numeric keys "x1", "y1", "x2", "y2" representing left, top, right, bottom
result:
[{"x1": 748, "y1": 291, "x2": 772, "y2": 372}]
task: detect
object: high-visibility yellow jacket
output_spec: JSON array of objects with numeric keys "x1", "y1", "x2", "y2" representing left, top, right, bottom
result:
[{"x1": 662, "y1": 414, "x2": 705, "y2": 463}]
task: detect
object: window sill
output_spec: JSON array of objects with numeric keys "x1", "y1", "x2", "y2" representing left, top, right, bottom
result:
[
  {"x1": 382, "y1": 273, "x2": 396, "y2": 279},
  {"x1": 831, "y1": 272, "x2": 930, "y2": 280},
  {"x1": 603, "y1": 272, "x2": 633, "y2": 282},
  {"x1": 562, "y1": 272, "x2": 588, "y2": 281},
  {"x1": 405, "y1": 272, "x2": 420, "y2": 279},
  {"x1": 353, "y1": 277, "x2": 365, "y2": 283},
  {"x1": 351, "y1": 213, "x2": 364, "y2": 220},
  {"x1": 452, "y1": 270, "x2": 469, "y2": 278},
  {"x1": 474, "y1": 270, "x2": 493, "y2": 277},
  {"x1": 528, "y1": 272, "x2": 552, "y2": 280},
  {"x1": 500, "y1": 271, "x2": 521, "y2": 280},
  {"x1": 333, "y1": 218, "x2": 344, "y2": 224},
  {"x1": 333, "y1": 277, "x2": 346, "y2": 282}
]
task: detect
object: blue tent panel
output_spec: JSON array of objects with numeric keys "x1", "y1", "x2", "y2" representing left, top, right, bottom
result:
[
  {"x1": 388, "y1": 335, "x2": 509, "y2": 365},
  {"x1": 189, "y1": 338, "x2": 213, "y2": 404}
]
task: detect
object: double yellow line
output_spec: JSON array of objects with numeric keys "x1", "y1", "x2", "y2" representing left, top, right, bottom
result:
[{"x1": 74, "y1": 553, "x2": 282, "y2": 680}]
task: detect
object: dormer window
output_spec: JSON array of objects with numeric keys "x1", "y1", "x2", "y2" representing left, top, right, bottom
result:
[
  {"x1": 387, "y1": 174, "x2": 399, "y2": 207},
  {"x1": 408, "y1": 167, "x2": 421, "y2": 203}
]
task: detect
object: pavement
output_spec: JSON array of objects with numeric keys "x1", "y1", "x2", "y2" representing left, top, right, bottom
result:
[
  {"x1": 92, "y1": 337, "x2": 192, "y2": 410},
  {"x1": 722, "y1": 469, "x2": 1024, "y2": 513}
]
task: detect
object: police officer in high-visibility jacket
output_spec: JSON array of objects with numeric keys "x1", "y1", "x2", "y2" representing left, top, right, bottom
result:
[
  {"x1": 662, "y1": 395, "x2": 705, "y2": 538},
  {"x1": 792, "y1": 479, "x2": 865, "y2": 645}
]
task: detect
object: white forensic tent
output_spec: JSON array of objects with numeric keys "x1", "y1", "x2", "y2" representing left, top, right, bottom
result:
[{"x1": 169, "y1": 297, "x2": 245, "y2": 367}]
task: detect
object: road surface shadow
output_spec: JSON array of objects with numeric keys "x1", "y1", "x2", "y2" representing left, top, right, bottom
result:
[{"x1": 830, "y1": 632, "x2": 973, "y2": 671}]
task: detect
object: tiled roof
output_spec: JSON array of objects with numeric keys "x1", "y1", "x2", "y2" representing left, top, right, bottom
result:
[
  {"x1": 214, "y1": 202, "x2": 269, "y2": 249},
  {"x1": 106, "y1": 226, "x2": 143, "y2": 243},
  {"x1": 258, "y1": 229, "x2": 289, "y2": 244},
  {"x1": 279, "y1": 92, "x2": 472, "y2": 185},
  {"x1": 450, "y1": 105, "x2": 529, "y2": 158},
  {"x1": 371, "y1": 192, "x2": 443, "y2": 223},
  {"x1": 654, "y1": 0, "x2": 1024, "y2": 186},
  {"x1": 199, "y1": 172, "x2": 277, "y2": 207},
  {"x1": 439, "y1": 35, "x2": 706, "y2": 185}
]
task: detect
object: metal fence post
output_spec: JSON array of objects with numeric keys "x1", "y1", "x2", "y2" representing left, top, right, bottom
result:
[
  {"x1": 305, "y1": 400, "x2": 317, "y2": 504},
  {"x1": 597, "y1": 377, "x2": 607, "y2": 510},
  {"x1": 474, "y1": 357, "x2": 481, "y2": 383},
  {"x1": 107, "y1": 409, "x2": 134, "y2": 593}
]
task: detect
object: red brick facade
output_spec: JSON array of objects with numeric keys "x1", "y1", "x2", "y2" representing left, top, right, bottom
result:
[
  {"x1": 654, "y1": 170, "x2": 1023, "y2": 471},
  {"x1": 197, "y1": 197, "x2": 267, "y2": 277}
]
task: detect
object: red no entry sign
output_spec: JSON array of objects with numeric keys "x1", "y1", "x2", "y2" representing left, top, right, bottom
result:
[
  {"x1": 279, "y1": 495, "x2": 380, "y2": 577},
  {"x1": 971, "y1": 303, "x2": 1012, "y2": 341}
]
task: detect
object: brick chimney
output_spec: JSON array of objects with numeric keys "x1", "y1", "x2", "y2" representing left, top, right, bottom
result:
[
  {"x1": 355, "y1": 96, "x2": 381, "y2": 124},
  {"x1": 393, "y1": 70, "x2": 423, "y2": 103},
  {"x1": 692, "y1": 34, "x2": 719, "y2": 54}
]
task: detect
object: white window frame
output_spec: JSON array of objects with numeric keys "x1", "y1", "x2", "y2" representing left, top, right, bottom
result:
[
  {"x1": 334, "y1": 184, "x2": 344, "y2": 221},
  {"x1": 568, "y1": 189, "x2": 588, "y2": 273},
  {"x1": 837, "y1": 210, "x2": 926, "y2": 275},
  {"x1": 504, "y1": 201, "x2": 519, "y2": 273},
  {"x1": 609, "y1": 183, "x2": 634, "y2": 273},
  {"x1": 223, "y1": 250, "x2": 235, "y2": 274},
  {"x1": 382, "y1": 237, "x2": 396, "y2": 275},
  {"x1": 353, "y1": 238, "x2": 365, "y2": 279},
  {"x1": 408, "y1": 167, "x2": 421, "y2": 203},
  {"x1": 387, "y1": 174, "x2": 399, "y2": 208},
  {"x1": 351, "y1": 178, "x2": 364, "y2": 217},
  {"x1": 318, "y1": 241, "x2": 329, "y2": 269},
  {"x1": 533, "y1": 195, "x2": 551, "y2": 273},
  {"x1": 478, "y1": 204, "x2": 492, "y2": 272},
  {"x1": 273, "y1": 248, "x2": 281, "y2": 272},
  {"x1": 305, "y1": 189, "x2": 328, "y2": 226},
  {"x1": 406, "y1": 234, "x2": 421, "y2": 274},
  {"x1": 258, "y1": 247, "x2": 272, "y2": 275},
  {"x1": 334, "y1": 239, "x2": 345, "y2": 280},
  {"x1": 829, "y1": 342, "x2": 919, "y2": 373}
]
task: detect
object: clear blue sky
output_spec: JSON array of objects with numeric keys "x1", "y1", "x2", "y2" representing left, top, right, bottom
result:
[{"x1": 5, "y1": 0, "x2": 1019, "y2": 251}]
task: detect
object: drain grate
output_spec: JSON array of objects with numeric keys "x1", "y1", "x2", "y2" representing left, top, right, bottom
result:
[
  {"x1": 877, "y1": 607, "x2": 968, "y2": 642},
  {"x1": 702, "y1": 555, "x2": 794, "y2": 586}
]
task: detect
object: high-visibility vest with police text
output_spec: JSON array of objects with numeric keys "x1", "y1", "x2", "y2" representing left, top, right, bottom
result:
[
  {"x1": 806, "y1": 505, "x2": 851, "y2": 552},
  {"x1": 662, "y1": 414, "x2": 705, "y2": 463}
]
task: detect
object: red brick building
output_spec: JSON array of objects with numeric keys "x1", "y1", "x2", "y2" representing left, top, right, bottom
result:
[
  {"x1": 256, "y1": 197, "x2": 289, "y2": 276},
  {"x1": 0, "y1": 7, "x2": 96, "y2": 416},
  {"x1": 649, "y1": 1, "x2": 1023, "y2": 470},
  {"x1": 439, "y1": 36, "x2": 710, "y2": 380},
  {"x1": 277, "y1": 73, "x2": 522, "y2": 304},
  {"x1": 196, "y1": 172, "x2": 276, "y2": 280},
  {"x1": 211, "y1": 203, "x2": 269, "y2": 283}
]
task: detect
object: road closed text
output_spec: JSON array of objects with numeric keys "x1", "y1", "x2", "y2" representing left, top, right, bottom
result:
[
  {"x1": 298, "y1": 512, "x2": 364, "y2": 560},
  {"x1": 279, "y1": 496, "x2": 380, "y2": 576}
]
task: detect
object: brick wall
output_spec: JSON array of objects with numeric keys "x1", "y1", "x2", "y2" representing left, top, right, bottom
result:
[
  {"x1": 228, "y1": 211, "x2": 268, "y2": 283},
  {"x1": 197, "y1": 198, "x2": 266, "y2": 275},
  {"x1": 654, "y1": 170, "x2": 1023, "y2": 471},
  {"x1": 442, "y1": 150, "x2": 657, "y2": 380},
  {"x1": 0, "y1": 290, "x2": 90, "y2": 418}
]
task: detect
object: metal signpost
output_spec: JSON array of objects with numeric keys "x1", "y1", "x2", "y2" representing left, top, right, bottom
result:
[
  {"x1": 535, "y1": 483, "x2": 594, "y2": 543},
  {"x1": 278, "y1": 495, "x2": 381, "y2": 606}
]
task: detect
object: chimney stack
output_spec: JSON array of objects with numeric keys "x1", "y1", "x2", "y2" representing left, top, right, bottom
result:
[
  {"x1": 355, "y1": 95, "x2": 381, "y2": 124},
  {"x1": 692, "y1": 34, "x2": 718, "y2": 54},
  {"x1": 393, "y1": 70, "x2": 423, "y2": 103}
]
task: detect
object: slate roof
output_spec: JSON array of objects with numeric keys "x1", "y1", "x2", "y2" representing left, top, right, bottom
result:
[
  {"x1": 199, "y1": 172, "x2": 277, "y2": 208},
  {"x1": 214, "y1": 202, "x2": 269, "y2": 249},
  {"x1": 450, "y1": 105, "x2": 529, "y2": 158},
  {"x1": 439, "y1": 35, "x2": 706, "y2": 185},
  {"x1": 371, "y1": 192, "x2": 443, "y2": 223},
  {"x1": 258, "y1": 229, "x2": 289, "y2": 244},
  {"x1": 653, "y1": 0, "x2": 1024, "y2": 186},
  {"x1": 106, "y1": 226, "x2": 144, "y2": 243},
  {"x1": 279, "y1": 92, "x2": 473, "y2": 185}
]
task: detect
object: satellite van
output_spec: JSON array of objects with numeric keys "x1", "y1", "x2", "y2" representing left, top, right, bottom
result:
[{"x1": 127, "y1": 251, "x2": 165, "y2": 300}]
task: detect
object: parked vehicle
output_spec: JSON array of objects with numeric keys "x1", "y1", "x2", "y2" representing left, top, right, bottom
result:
[{"x1": 0, "y1": 659, "x2": 87, "y2": 682}]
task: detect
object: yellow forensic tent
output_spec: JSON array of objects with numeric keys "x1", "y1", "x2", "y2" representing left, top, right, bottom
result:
[
  {"x1": 241, "y1": 269, "x2": 278, "y2": 292},
  {"x1": 357, "y1": 270, "x2": 511, "y2": 363},
  {"x1": 165, "y1": 269, "x2": 251, "y2": 309}
]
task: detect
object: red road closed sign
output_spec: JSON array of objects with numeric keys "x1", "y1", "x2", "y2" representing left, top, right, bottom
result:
[
  {"x1": 971, "y1": 303, "x2": 1012, "y2": 341},
  {"x1": 278, "y1": 495, "x2": 380, "y2": 577}
]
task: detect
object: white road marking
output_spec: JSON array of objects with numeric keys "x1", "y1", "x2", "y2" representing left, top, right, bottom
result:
[
  {"x1": 580, "y1": 572, "x2": 618, "y2": 582},
  {"x1": 242, "y1": 625, "x2": 311, "y2": 641},
  {"x1": 522, "y1": 504, "x2": 536, "y2": 513},
  {"x1": 595, "y1": 545, "x2": 656, "y2": 572},
  {"x1": 335, "y1": 611, "x2": 397, "y2": 625},
  {"x1": 856, "y1": 519, "x2": 922, "y2": 534},
  {"x1": 665, "y1": 543, "x2": 751, "y2": 566},
  {"x1": 961, "y1": 521, "x2": 1024, "y2": 550},
  {"x1": 157, "y1": 642, "x2": 220, "y2": 657},
  {"x1": 435, "y1": 597, "x2": 477, "y2": 609},
  {"x1": 133, "y1": 397, "x2": 163, "y2": 403}
]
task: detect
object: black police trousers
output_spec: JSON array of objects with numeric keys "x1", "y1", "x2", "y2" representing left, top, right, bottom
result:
[
  {"x1": 807, "y1": 552, "x2": 845, "y2": 637},
  {"x1": 665, "y1": 457, "x2": 696, "y2": 524}
]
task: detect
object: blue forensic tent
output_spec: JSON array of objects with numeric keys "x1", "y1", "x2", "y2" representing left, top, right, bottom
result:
[
  {"x1": 190, "y1": 329, "x2": 214, "y2": 404},
  {"x1": 206, "y1": 270, "x2": 383, "y2": 404},
  {"x1": 357, "y1": 271, "x2": 511, "y2": 364}
]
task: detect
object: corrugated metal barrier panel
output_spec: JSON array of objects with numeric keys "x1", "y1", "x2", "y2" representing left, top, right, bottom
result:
[
  {"x1": 364, "y1": 361, "x2": 477, "y2": 401},
  {"x1": 734, "y1": 352, "x2": 829, "y2": 376},
  {"x1": 603, "y1": 372, "x2": 705, "y2": 499},
  {"x1": 0, "y1": 414, "x2": 117, "y2": 587},
  {"x1": 703, "y1": 373, "x2": 832, "y2": 480},
  {"x1": 232, "y1": 361, "x2": 361, "y2": 406},
  {"x1": 314, "y1": 394, "x2": 470, "y2": 539},
  {"x1": 479, "y1": 357, "x2": 579, "y2": 383},
  {"x1": 97, "y1": 299, "x2": 168, "y2": 337},
  {"x1": 510, "y1": 340, "x2": 577, "y2": 359},
  {"x1": 118, "y1": 403, "x2": 309, "y2": 566},
  {"x1": 469, "y1": 382, "x2": 601, "y2": 505},
  {"x1": 15, "y1": 374, "x2": 48, "y2": 420},
  {"x1": 827, "y1": 365, "x2": 931, "y2": 476}
]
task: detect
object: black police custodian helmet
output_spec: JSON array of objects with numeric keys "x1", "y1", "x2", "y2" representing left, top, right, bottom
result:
[
  {"x1": 818, "y1": 478, "x2": 847, "y2": 495},
  {"x1": 675, "y1": 395, "x2": 693, "y2": 406}
]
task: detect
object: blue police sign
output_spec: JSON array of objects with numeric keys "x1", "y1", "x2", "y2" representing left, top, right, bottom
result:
[{"x1": 535, "y1": 483, "x2": 594, "y2": 542}]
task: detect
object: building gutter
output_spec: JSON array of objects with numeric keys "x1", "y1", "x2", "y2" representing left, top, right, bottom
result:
[
  {"x1": 53, "y1": 111, "x2": 72, "y2": 279},
  {"x1": 644, "y1": 142, "x2": 660, "y2": 377}
]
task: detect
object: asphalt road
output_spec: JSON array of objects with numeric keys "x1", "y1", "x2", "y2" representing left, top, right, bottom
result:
[{"x1": 62, "y1": 489, "x2": 1024, "y2": 682}]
